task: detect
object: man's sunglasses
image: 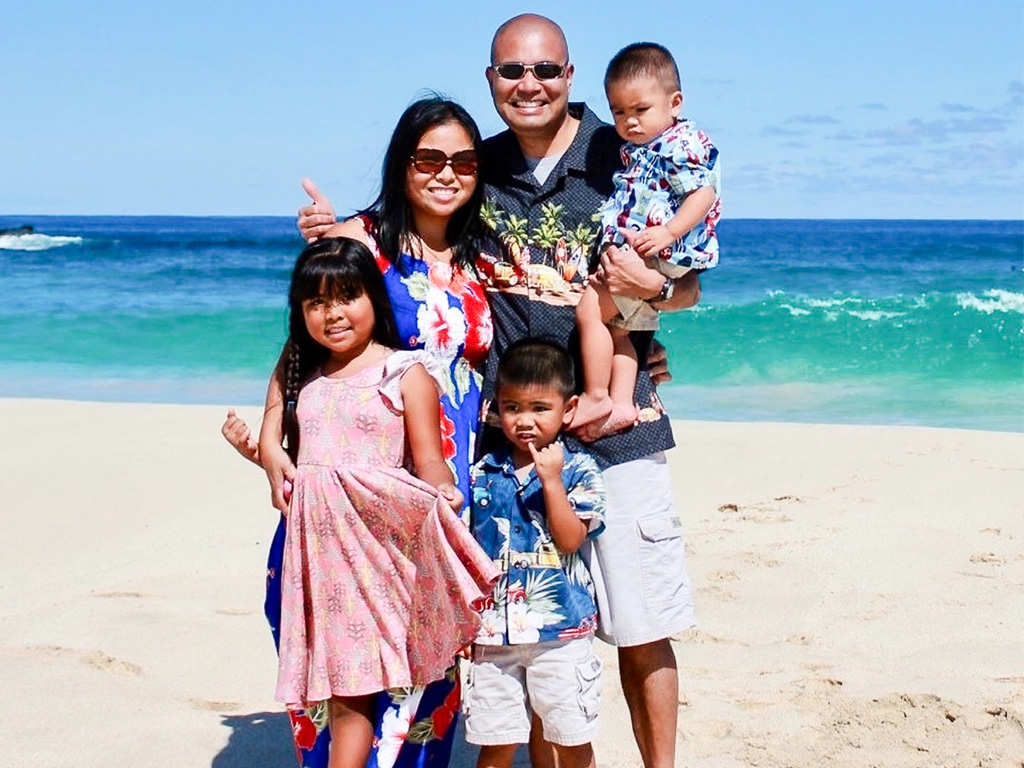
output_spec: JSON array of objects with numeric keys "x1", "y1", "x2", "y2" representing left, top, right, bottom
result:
[
  {"x1": 409, "y1": 149, "x2": 479, "y2": 176},
  {"x1": 490, "y1": 62, "x2": 567, "y2": 81}
]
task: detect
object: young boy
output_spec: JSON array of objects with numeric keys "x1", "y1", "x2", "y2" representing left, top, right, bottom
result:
[
  {"x1": 572, "y1": 42, "x2": 721, "y2": 439},
  {"x1": 465, "y1": 338, "x2": 606, "y2": 768}
]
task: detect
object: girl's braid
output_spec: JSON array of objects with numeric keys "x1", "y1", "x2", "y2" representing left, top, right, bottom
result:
[{"x1": 283, "y1": 338, "x2": 302, "y2": 461}]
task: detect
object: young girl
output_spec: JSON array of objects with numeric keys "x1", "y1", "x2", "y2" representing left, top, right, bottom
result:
[
  {"x1": 271, "y1": 236, "x2": 499, "y2": 768},
  {"x1": 572, "y1": 41, "x2": 721, "y2": 437}
]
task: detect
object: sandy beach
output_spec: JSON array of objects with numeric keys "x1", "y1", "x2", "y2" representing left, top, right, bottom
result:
[{"x1": 1, "y1": 398, "x2": 1021, "y2": 767}]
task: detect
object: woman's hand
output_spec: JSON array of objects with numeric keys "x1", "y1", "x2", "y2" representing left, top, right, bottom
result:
[
  {"x1": 297, "y1": 178, "x2": 337, "y2": 243},
  {"x1": 260, "y1": 440, "x2": 296, "y2": 515}
]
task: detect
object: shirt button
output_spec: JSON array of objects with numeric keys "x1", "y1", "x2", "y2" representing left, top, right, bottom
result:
[{"x1": 513, "y1": 525, "x2": 522, "y2": 533}]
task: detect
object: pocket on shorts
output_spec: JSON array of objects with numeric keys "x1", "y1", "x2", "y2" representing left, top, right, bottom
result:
[
  {"x1": 636, "y1": 514, "x2": 685, "y2": 607},
  {"x1": 574, "y1": 651, "x2": 603, "y2": 720}
]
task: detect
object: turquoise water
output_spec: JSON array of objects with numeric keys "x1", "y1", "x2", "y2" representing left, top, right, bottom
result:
[{"x1": 1, "y1": 216, "x2": 1021, "y2": 431}]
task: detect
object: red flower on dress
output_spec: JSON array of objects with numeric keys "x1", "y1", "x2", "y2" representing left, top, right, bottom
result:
[
  {"x1": 289, "y1": 711, "x2": 318, "y2": 751},
  {"x1": 439, "y1": 411, "x2": 457, "y2": 462},
  {"x1": 431, "y1": 680, "x2": 461, "y2": 738},
  {"x1": 428, "y1": 261, "x2": 454, "y2": 290},
  {"x1": 460, "y1": 279, "x2": 493, "y2": 368},
  {"x1": 416, "y1": 290, "x2": 467, "y2": 365}
]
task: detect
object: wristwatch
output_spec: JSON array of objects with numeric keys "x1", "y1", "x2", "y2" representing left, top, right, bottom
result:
[{"x1": 650, "y1": 277, "x2": 675, "y2": 304}]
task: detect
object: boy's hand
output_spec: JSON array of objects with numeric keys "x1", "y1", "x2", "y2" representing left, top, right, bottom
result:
[
  {"x1": 222, "y1": 409, "x2": 260, "y2": 465},
  {"x1": 631, "y1": 224, "x2": 677, "y2": 259},
  {"x1": 438, "y1": 483, "x2": 465, "y2": 513},
  {"x1": 527, "y1": 441, "x2": 564, "y2": 485}
]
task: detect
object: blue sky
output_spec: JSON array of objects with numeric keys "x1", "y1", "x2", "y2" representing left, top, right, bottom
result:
[{"x1": 2, "y1": 0, "x2": 1021, "y2": 218}]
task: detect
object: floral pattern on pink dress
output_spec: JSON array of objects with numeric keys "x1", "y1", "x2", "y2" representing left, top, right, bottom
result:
[{"x1": 275, "y1": 351, "x2": 500, "y2": 708}]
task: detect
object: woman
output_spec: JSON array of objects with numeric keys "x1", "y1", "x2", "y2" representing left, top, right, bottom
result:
[{"x1": 225, "y1": 97, "x2": 491, "y2": 768}]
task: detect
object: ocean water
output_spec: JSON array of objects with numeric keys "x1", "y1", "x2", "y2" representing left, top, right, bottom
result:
[{"x1": 1, "y1": 216, "x2": 1021, "y2": 432}]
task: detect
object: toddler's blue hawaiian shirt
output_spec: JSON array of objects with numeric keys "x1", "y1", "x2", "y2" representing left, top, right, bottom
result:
[{"x1": 599, "y1": 119, "x2": 721, "y2": 271}]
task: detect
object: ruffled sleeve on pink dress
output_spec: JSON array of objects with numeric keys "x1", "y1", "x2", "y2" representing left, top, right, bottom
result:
[{"x1": 377, "y1": 349, "x2": 447, "y2": 412}]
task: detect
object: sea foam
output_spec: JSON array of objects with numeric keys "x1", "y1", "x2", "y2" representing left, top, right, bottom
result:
[
  {"x1": 0, "y1": 233, "x2": 84, "y2": 251},
  {"x1": 955, "y1": 289, "x2": 1024, "y2": 315}
]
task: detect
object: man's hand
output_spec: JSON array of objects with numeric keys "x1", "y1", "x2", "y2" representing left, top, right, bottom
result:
[
  {"x1": 597, "y1": 229, "x2": 664, "y2": 300},
  {"x1": 297, "y1": 178, "x2": 337, "y2": 243},
  {"x1": 647, "y1": 338, "x2": 672, "y2": 385},
  {"x1": 631, "y1": 224, "x2": 676, "y2": 259},
  {"x1": 528, "y1": 441, "x2": 565, "y2": 485}
]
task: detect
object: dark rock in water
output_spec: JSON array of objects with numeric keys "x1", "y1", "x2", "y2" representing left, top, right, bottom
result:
[{"x1": 0, "y1": 225, "x2": 34, "y2": 236}]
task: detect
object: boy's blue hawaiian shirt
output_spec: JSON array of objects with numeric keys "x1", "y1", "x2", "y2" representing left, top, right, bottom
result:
[{"x1": 470, "y1": 442, "x2": 606, "y2": 645}]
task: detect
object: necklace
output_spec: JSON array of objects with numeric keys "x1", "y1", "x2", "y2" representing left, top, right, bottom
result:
[{"x1": 409, "y1": 235, "x2": 453, "y2": 264}]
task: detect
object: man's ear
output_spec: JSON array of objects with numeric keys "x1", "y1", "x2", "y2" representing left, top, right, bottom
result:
[{"x1": 562, "y1": 394, "x2": 579, "y2": 426}]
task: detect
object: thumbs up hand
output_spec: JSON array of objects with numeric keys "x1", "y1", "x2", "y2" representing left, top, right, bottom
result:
[{"x1": 297, "y1": 178, "x2": 337, "y2": 243}]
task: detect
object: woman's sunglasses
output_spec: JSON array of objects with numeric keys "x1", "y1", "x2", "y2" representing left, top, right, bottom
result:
[
  {"x1": 409, "y1": 148, "x2": 479, "y2": 176},
  {"x1": 490, "y1": 62, "x2": 567, "y2": 81}
]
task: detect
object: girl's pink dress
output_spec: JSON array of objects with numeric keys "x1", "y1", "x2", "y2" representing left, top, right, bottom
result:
[{"x1": 275, "y1": 350, "x2": 499, "y2": 708}]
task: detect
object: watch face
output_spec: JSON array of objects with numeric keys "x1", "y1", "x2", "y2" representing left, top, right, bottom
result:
[{"x1": 659, "y1": 278, "x2": 673, "y2": 302}]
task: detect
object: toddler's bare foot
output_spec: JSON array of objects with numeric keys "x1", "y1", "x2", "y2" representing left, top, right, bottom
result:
[
  {"x1": 569, "y1": 392, "x2": 614, "y2": 432},
  {"x1": 575, "y1": 401, "x2": 638, "y2": 442}
]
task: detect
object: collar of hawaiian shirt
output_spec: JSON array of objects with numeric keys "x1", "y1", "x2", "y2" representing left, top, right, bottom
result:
[
  {"x1": 488, "y1": 102, "x2": 607, "y2": 187},
  {"x1": 622, "y1": 118, "x2": 695, "y2": 161}
]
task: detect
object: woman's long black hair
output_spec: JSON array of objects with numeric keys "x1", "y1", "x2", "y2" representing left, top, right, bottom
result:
[
  {"x1": 282, "y1": 237, "x2": 400, "y2": 460},
  {"x1": 365, "y1": 96, "x2": 487, "y2": 272}
]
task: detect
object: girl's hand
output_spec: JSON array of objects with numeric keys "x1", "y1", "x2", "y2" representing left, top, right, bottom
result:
[
  {"x1": 297, "y1": 178, "x2": 337, "y2": 243},
  {"x1": 260, "y1": 441, "x2": 296, "y2": 514},
  {"x1": 437, "y1": 482, "x2": 465, "y2": 513},
  {"x1": 631, "y1": 224, "x2": 676, "y2": 258},
  {"x1": 222, "y1": 409, "x2": 261, "y2": 465},
  {"x1": 527, "y1": 441, "x2": 565, "y2": 485}
]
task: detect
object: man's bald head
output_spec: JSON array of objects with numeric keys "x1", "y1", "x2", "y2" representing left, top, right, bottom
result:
[{"x1": 490, "y1": 13, "x2": 569, "y2": 64}]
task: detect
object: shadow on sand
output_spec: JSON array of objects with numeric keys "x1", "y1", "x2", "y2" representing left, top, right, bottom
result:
[
  {"x1": 213, "y1": 711, "x2": 296, "y2": 767},
  {"x1": 212, "y1": 711, "x2": 531, "y2": 767}
]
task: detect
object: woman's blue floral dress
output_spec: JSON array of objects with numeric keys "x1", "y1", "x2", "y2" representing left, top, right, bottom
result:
[{"x1": 265, "y1": 215, "x2": 492, "y2": 768}]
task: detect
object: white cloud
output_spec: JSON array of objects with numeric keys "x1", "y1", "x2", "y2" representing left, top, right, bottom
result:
[
  {"x1": 760, "y1": 125, "x2": 807, "y2": 137},
  {"x1": 941, "y1": 103, "x2": 976, "y2": 113},
  {"x1": 785, "y1": 114, "x2": 841, "y2": 125}
]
